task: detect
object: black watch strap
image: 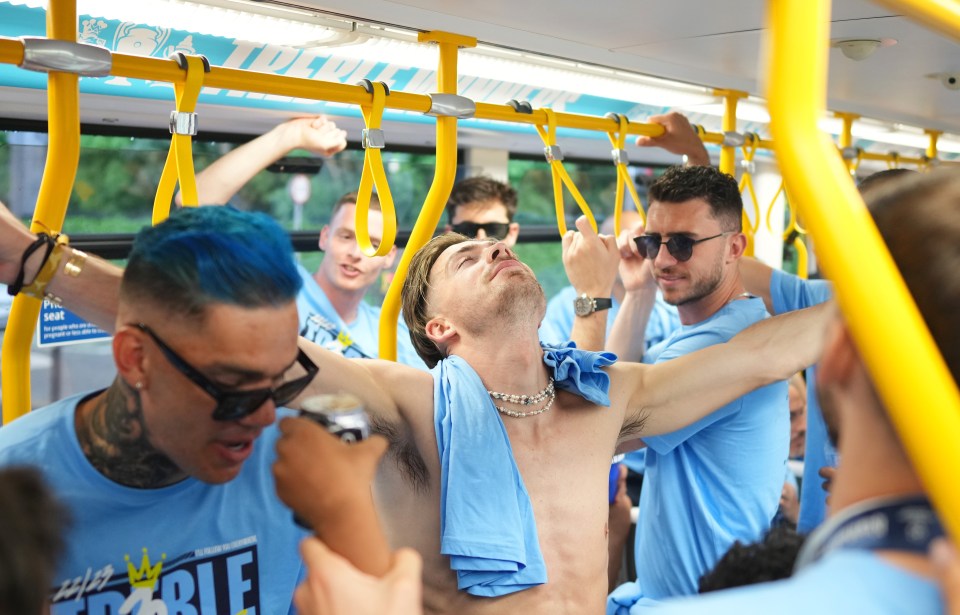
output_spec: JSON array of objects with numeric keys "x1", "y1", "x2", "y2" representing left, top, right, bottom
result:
[{"x1": 593, "y1": 297, "x2": 613, "y2": 311}]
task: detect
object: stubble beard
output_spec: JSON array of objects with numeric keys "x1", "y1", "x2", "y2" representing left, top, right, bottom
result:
[{"x1": 661, "y1": 257, "x2": 725, "y2": 308}]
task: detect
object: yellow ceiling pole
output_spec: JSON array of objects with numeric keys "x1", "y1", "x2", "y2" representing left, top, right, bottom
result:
[
  {"x1": 713, "y1": 89, "x2": 747, "y2": 176},
  {"x1": 377, "y1": 31, "x2": 476, "y2": 361},
  {"x1": 766, "y1": 0, "x2": 960, "y2": 538},
  {"x1": 2, "y1": 0, "x2": 81, "y2": 423}
]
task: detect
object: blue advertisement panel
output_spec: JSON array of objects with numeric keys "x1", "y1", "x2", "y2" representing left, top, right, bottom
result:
[
  {"x1": 38, "y1": 300, "x2": 110, "y2": 347},
  {"x1": 0, "y1": 1, "x2": 670, "y2": 141}
]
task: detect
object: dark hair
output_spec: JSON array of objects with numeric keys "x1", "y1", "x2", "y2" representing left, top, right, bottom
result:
[
  {"x1": 446, "y1": 177, "x2": 518, "y2": 223},
  {"x1": 868, "y1": 169, "x2": 960, "y2": 384},
  {"x1": 857, "y1": 168, "x2": 917, "y2": 197},
  {"x1": 648, "y1": 165, "x2": 743, "y2": 231},
  {"x1": 0, "y1": 467, "x2": 69, "y2": 615},
  {"x1": 698, "y1": 526, "x2": 806, "y2": 593},
  {"x1": 121, "y1": 206, "x2": 302, "y2": 320},
  {"x1": 400, "y1": 233, "x2": 471, "y2": 368},
  {"x1": 331, "y1": 191, "x2": 381, "y2": 220}
]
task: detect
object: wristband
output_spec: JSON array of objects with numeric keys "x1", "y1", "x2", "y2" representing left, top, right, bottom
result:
[{"x1": 20, "y1": 234, "x2": 70, "y2": 303}]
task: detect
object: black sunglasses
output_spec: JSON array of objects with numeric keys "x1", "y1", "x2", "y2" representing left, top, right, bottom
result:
[
  {"x1": 450, "y1": 221, "x2": 510, "y2": 239},
  {"x1": 633, "y1": 232, "x2": 731, "y2": 262},
  {"x1": 133, "y1": 323, "x2": 319, "y2": 421}
]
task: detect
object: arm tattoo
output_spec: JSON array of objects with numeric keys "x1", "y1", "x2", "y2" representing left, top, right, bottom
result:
[{"x1": 75, "y1": 378, "x2": 183, "y2": 488}]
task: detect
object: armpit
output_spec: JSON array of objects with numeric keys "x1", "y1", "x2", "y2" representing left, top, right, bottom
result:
[{"x1": 372, "y1": 415, "x2": 430, "y2": 494}]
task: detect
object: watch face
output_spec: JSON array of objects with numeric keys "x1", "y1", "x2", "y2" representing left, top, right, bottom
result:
[{"x1": 574, "y1": 296, "x2": 593, "y2": 317}]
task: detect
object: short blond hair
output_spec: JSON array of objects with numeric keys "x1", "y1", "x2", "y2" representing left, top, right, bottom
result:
[{"x1": 401, "y1": 233, "x2": 470, "y2": 368}]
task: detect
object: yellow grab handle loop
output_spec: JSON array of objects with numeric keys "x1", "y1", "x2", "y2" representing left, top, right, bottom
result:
[
  {"x1": 534, "y1": 108, "x2": 597, "y2": 236},
  {"x1": 769, "y1": 178, "x2": 810, "y2": 280},
  {"x1": 605, "y1": 113, "x2": 645, "y2": 235},
  {"x1": 153, "y1": 54, "x2": 207, "y2": 225},
  {"x1": 738, "y1": 134, "x2": 761, "y2": 237},
  {"x1": 764, "y1": 179, "x2": 786, "y2": 234},
  {"x1": 355, "y1": 80, "x2": 397, "y2": 257}
]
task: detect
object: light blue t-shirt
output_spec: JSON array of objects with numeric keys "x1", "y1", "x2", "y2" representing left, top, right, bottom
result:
[
  {"x1": 769, "y1": 269, "x2": 834, "y2": 533},
  {"x1": 631, "y1": 297, "x2": 789, "y2": 600},
  {"x1": 295, "y1": 264, "x2": 427, "y2": 369},
  {"x1": 538, "y1": 285, "x2": 680, "y2": 351},
  {"x1": 621, "y1": 550, "x2": 938, "y2": 615},
  {"x1": 0, "y1": 392, "x2": 308, "y2": 615}
]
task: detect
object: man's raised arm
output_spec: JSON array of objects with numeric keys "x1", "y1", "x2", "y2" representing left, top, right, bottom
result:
[
  {"x1": 612, "y1": 302, "x2": 829, "y2": 440},
  {"x1": 177, "y1": 115, "x2": 347, "y2": 206},
  {"x1": 0, "y1": 201, "x2": 122, "y2": 332},
  {"x1": 564, "y1": 215, "x2": 620, "y2": 351}
]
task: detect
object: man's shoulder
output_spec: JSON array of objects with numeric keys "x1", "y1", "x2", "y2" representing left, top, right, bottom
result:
[
  {"x1": 647, "y1": 550, "x2": 937, "y2": 615},
  {"x1": 0, "y1": 395, "x2": 79, "y2": 454}
]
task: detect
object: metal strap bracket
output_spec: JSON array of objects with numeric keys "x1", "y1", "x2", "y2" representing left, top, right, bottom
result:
[
  {"x1": 611, "y1": 149, "x2": 629, "y2": 165},
  {"x1": 722, "y1": 131, "x2": 746, "y2": 147},
  {"x1": 840, "y1": 146, "x2": 862, "y2": 160},
  {"x1": 425, "y1": 93, "x2": 475, "y2": 118},
  {"x1": 168, "y1": 111, "x2": 198, "y2": 135},
  {"x1": 362, "y1": 128, "x2": 386, "y2": 149},
  {"x1": 19, "y1": 37, "x2": 112, "y2": 76},
  {"x1": 544, "y1": 145, "x2": 564, "y2": 162}
]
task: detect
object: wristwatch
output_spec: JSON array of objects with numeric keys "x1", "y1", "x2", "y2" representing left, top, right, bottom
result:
[{"x1": 573, "y1": 294, "x2": 613, "y2": 317}]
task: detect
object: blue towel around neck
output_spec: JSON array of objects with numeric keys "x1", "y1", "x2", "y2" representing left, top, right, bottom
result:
[{"x1": 432, "y1": 342, "x2": 616, "y2": 597}]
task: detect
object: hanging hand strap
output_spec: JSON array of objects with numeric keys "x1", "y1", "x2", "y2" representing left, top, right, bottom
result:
[
  {"x1": 355, "y1": 79, "x2": 397, "y2": 257},
  {"x1": 738, "y1": 134, "x2": 761, "y2": 235},
  {"x1": 605, "y1": 113, "x2": 645, "y2": 235},
  {"x1": 153, "y1": 53, "x2": 208, "y2": 225},
  {"x1": 766, "y1": 178, "x2": 809, "y2": 279},
  {"x1": 534, "y1": 108, "x2": 597, "y2": 235}
]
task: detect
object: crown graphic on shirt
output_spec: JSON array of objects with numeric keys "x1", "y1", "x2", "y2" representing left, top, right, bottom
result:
[{"x1": 124, "y1": 548, "x2": 166, "y2": 590}]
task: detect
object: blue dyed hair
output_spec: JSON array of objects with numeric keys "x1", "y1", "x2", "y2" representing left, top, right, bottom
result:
[{"x1": 121, "y1": 206, "x2": 301, "y2": 319}]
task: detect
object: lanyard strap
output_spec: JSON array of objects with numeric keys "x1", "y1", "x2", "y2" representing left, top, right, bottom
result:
[
  {"x1": 534, "y1": 108, "x2": 598, "y2": 236},
  {"x1": 356, "y1": 79, "x2": 397, "y2": 258},
  {"x1": 153, "y1": 53, "x2": 208, "y2": 225},
  {"x1": 794, "y1": 495, "x2": 944, "y2": 571},
  {"x1": 299, "y1": 314, "x2": 374, "y2": 359}
]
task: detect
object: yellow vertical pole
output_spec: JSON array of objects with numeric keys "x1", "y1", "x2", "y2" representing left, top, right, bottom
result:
[
  {"x1": 925, "y1": 129, "x2": 941, "y2": 162},
  {"x1": 2, "y1": 0, "x2": 81, "y2": 423},
  {"x1": 378, "y1": 31, "x2": 476, "y2": 361},
  {"x1": 766, "y1": 0, "x2": 960, "y2": 538},
  {"x1": 714, "y1": 89, "x2": 746, "y2": 176}
]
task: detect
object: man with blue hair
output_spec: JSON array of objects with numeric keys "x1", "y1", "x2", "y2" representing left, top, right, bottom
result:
[{"x1": 0, "y1": 206, "x2": 318, "y2": 614}]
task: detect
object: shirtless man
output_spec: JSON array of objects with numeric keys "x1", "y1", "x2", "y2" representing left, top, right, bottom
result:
[{"x1": 282, "y1": 219, "x2": 824, "y2": 614}]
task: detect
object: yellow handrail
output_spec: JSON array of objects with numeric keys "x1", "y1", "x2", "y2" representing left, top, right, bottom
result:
[
  {"x1": 766, "y1": 0, "x2": 960, "y2": 538},
  {"x1": 377, "y1": 31, "x2": 474, "y2": 361},
  {"x1": 153, "y1": 54, "x2": 206, "y2": 224},
  {"x1": 2, "y1": 0, "x2": 80, "y2": 423}
]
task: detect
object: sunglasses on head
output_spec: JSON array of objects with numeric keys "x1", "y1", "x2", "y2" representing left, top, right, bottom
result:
[
  {"x1": 133, "y1": 323, "x2": 319, "y2": 422},
  {"x1": 450, "y1": 221, "x2": 510, "y2": 239},
  {"x1": 633, "y1": 232, "x2": 731, "y2": 262}
]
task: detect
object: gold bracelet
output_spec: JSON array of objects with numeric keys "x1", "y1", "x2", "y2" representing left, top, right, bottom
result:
[
  {"x1": 21, "y1": 234, "x2": 69, "y2": 303},
  {"x1": 63, "y1": 248, "x2": 88, "y2": 278}
]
